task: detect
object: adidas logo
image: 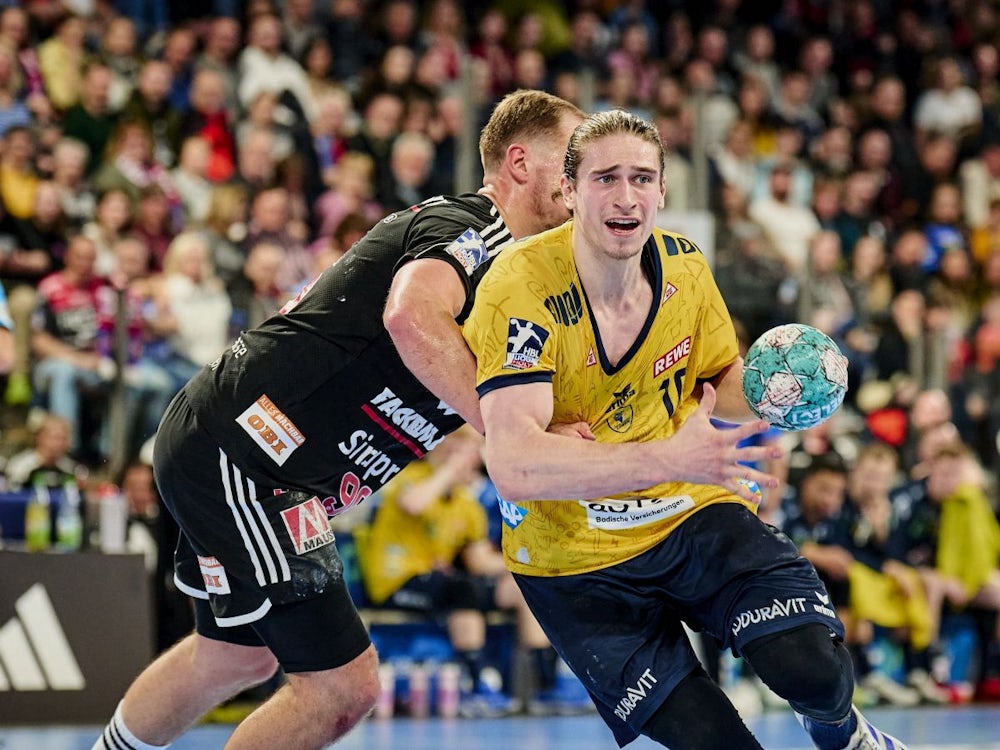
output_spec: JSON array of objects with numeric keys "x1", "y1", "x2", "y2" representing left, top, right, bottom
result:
[{"x1": 0, "y1": 583, "x2": 85, "y2": 691}]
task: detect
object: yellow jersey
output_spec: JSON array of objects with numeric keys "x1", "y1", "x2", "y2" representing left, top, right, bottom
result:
[
  {"x1": 358, "y1": 460, "x2": 489, "y2": 604},
  {"x1": 463, "y1": 220, "x2": 753, "y2": 576}
]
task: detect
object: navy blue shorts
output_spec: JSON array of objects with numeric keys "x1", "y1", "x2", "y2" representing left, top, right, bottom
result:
[{"x1": 513, "y1": 503, "x2": 843, "y2": 747}]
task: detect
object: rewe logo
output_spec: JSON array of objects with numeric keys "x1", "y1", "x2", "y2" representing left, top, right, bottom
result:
[{"x1": 0, "y1": 583, "x2": 85, "y2": 691}]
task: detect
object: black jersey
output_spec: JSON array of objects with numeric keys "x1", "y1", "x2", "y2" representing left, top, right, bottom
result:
[{"x1": 182, "y1": 194, "x2": 513, "y2": 515}]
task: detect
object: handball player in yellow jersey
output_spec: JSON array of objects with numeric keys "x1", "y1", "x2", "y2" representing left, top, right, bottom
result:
[{"x1": 464, "y1": 110, "x2": 908, "y2": 750}]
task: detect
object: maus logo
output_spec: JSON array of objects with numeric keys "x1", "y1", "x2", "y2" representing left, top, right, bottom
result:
[{"x1": 0, "y1": 583, "x2": 85, "y2": 691}]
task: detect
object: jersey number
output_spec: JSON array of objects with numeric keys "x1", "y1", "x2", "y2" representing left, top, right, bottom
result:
[{"x1": 659, "y1": 367, "x2": 687, "y2": 418}]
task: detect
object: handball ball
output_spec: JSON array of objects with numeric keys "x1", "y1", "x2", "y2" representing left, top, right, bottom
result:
[{"x1": 742, "y1": 324, "x2": 849, "y2": 431}]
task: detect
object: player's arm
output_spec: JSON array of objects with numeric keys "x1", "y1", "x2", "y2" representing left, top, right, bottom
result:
[
  {"x1": 384, "y1": 257, "x2": 484, "y2": 433},
  {"x1": 481, "y1": 380, "x2": 782, "y2": 503},
  {"x1": 705, "y1": 357, "x2": 758, "y2": 423}
]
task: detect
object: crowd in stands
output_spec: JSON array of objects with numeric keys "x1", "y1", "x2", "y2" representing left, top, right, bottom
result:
[{"x1": 0, "y1": 0, "x2": 998, "y2": 717}]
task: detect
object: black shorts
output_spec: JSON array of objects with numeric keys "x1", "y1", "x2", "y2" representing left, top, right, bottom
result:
[
  {"x1": 154, "y1": 391, "x2": 371, "y2": 672},
  {"x1": 385, "y1": 571, "x2": 498, "y2": 616},
  {"x1": 513, "y1": 503, "x2": 844, "y2": 747}
]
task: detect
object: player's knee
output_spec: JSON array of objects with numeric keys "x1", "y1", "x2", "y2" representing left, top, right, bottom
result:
[
  {"x1": 292, "y1": 646, "x2": 379, "y2": 740},
  {"x1": 743, "y1": 624, "x2": 853, "y2": 722},
  {"x1": 191, "y1": 635, "x2": 279, "y2": 687}
]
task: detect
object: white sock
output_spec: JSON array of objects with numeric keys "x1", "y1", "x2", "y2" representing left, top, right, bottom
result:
[{"x1": 92, "y1": 701, "x2": 171, "y2": 750}]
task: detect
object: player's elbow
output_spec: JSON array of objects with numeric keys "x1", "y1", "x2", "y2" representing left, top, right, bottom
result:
[
  {"x1": 485, "y1": 459, "x2": 536, "y2": 503},
  {"x1": 383, "y1": 298, "x2": 416, "y2": 346}
]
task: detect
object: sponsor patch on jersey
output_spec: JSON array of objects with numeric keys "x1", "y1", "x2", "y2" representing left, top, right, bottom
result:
[
  {"x1": 444, "y1": 227, "x2": 489, "y2": 275},
  {"x1": 652, "y1": 336, "x2": 691, "y2": 377},
  {"x1": 498, "y1": 497, "x2": 527, "y2": 529},
  {"x1": 280, "y1": 496, "x2": 335, "y2": 554},
  {"x1": 586, "y1": 346, "x2": 597, "y2": 366},
  {"x1": 504, "y1": 318, "x2": 549, "y2": 370},
  {"x1": 236, "y1": 395, "x2": 306, "y2": 466},
  {"x1": 661, "y1": 282, "x2": 678, "y2": 305},
  {"x1": 580, "y1": 495, "x2": 695, "y2": 530},
  {"x1": 197, "y1": 555, "x2": 231, "y2": 595}
]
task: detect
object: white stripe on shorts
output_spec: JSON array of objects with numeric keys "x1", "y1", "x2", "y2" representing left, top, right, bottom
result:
[
  {"x1": 230, "y1": 463, "x2": 280, "y2": 584},
  {"x1": 219, "y1": 449, "x2": 267, "y2": 586}
]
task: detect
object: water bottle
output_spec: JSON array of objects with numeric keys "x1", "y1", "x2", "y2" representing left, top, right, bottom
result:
[
  {"x1": 408, "y1": 663, "x2": 430, "y2": 718},
  {"x1": 24, "y1": 475, "x2": 52, "y2": 552},
  {"x1": 374, "y1": 663, "x2": 396, "y2": 719},
  {"x1": 99, "y1": 483, "x2": 129, "y2": 554},
  {"x1": 55, "y1": 479, "x2": 83, "y2": 552},
  {"x1": 436, "y1": 662, "x2": 461, "y2": 719}
]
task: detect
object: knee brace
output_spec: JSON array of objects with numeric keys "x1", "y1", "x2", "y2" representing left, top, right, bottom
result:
[{"x1": 742, "y1": 623, "x2": 854, "y2": 722}]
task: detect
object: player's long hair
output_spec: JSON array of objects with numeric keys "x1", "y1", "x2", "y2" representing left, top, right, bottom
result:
[
  {"x1": 478, "y1": 90, "x2": 584, "y2": 174},
  {"x1": 562, "y1": 109, "x2": 666, "y2": 183}
]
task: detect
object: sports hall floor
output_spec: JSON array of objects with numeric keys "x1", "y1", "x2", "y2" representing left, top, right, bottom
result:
[{"x1": 3, "y1": 705, "x2": 999, "y2": 749}]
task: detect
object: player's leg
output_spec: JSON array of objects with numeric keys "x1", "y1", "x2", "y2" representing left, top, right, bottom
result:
[
  {"x1": 641, "y1": 665, "x2": 763, "y2": 750},
  {"x1": 94, "y1": 628, "x2": 279, "y2": 749},
  {"x1": 744, "y1": 625, "x2": 908, "y2": 750}
]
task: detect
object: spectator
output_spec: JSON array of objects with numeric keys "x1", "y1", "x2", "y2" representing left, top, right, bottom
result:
[
  {"x1": 197, "y1": 182, "x2": 249, "y2": 287},
  {"x1": 300, "y1": 35, "x2": 340, "y2": 104},
  {"x1": 92, "y1": 121, "x2": 180, "y2": 210},
  {"x1": 914, "y1": 56, "x2": 982, "y2": 152},
  {"x1": 238, "y1": 12, "x2": 314, "y2": 121},
  {"x1": 97, "y1": 237, "x2": 175, "y2": 462},
  {"x1": 469, "y1": 9, "x2": 514, "y2": 99},
  {"x1": 171, "y1": 136, "x2": 213, "y2": 225},
  {"x1": 0, "y1": 126, "x2": 40, "y2": 221},
  {"x1": 56, "y1": 46, "x2": 111, "y2": 173},
  {"x1": 242, "y1": 186, "x2": 312, "y2": 295},
  {"x1": 732, "y1": 25, "x2": 780, "y2": 101},
  {"x1": 236, "y1": 89, "x2": 296, "y2": 165},
  {"x1": 0, "y1": 45, "x2": 35, "y2": 137},
  {"x1": 159, "y1": 25, "x2": 198, "y2": 114},
  {"x1": 307, "y1": 87, "x2": 354, "y2": 195},
  {"x1": 923, "y1": 182, "x2": 971, "y2": 273},
  {"x1": 347, "y1": 90, "x2": 404, "y2": 207},
  {"x1": 312, "y1": 150, "x2": 383, "y2": 239},
  {"x1": 959, "y1": 139, "x2": 1000, "y2": 234},
  {"x1": 147, "y1": 231, "x2": 232, "y2": 392},
  {"x1": 120, "y1": 59, "x2": 183, "y2": 169},
  {"x1": 226, "y1": 241, "x2": 285, "y2": 335},
  {"x1": 233, "y1": 126, "x2": 278, "y2": 193},
  {"x1": 82, "y1": 188, "x2": 133, "y2": 278},
  {"x1": 282, "y1": 0, "x2": 323, "y2": 61},
  {"x1": 380, "y1": 131, "x2": 434, "y2": 212},
  {"x1": 838, "y1": 443, "x2": 949, "y2": 704},
  {"x1": 926, "y1": 442, "x2": 1000, "y2": 701},
  {"x1": 96, "y1": 15, "x2": 142, "y2": 112},
  {"x1": 130, "y1": 185, "x2": 178, "y2": 272},
  {"x1": 37, "y1": 13, "x2": 86, "y2": 112},
  {"x1": 193, "y1": 15, "x2": 241, "y2": 118},
  {"x1": 50, "y1": 137, "x2": 96, "y2": 228},
  {"x1": 119, "y1": 460, "x2": 194, "y2": 654},
  {"x1": 873, "y1": 288, "x2": 927, "y2": 384},
  {"x1": 177, "y1": 68, "x2": 238, "y2": 185},
  {"x1": 30, "y1": 234, "x2": 112, "y2": 460},
  {"x1": 3, "y1": 412, "x2": 83, "y2": 490},
  {"x1": 748, "y1": 162, "x2": 821, "y2": 273}
]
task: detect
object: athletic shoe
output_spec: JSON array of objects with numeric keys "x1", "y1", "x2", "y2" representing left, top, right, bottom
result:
[
  {"x1": 859, "y1": 672, "x2": 920, "y2": 707},
  {"x1": 798, "y1": 706, "x2": 909, "y2": 750},
  {"x1": 839, "y1": 706, "x2": 909, "y2": 750},
  {"x1": 905, "y1": 669, "x2": 948, "y2": 704},
  {"x1": 459, "y1": 683, "x2": 517, "y2": 719}
]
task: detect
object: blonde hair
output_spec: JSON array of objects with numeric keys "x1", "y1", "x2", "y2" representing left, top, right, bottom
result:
[{"x1": 478, "y1": 89, "x2": 584, "y2": 174}]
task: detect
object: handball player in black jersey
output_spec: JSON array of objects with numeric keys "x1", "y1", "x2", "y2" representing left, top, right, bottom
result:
[{"x1": 92, "y1": 90, "x2": 584, "y2": 750}]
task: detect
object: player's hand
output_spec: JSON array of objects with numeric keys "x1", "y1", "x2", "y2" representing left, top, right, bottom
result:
[
  {"x1": 548, "y1": 421, "x2": 596, "y2": 440},
  {"x1": 667, "y1": 383, "x2": 783, "y2": 502}
]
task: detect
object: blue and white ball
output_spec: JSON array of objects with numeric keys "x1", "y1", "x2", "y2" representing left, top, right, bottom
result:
[{"x1": 742, "y1": 324, "x2": 849, "y2": 431}]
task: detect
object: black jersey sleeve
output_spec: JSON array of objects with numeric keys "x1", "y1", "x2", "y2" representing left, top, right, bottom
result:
[{"x1": 393, "y1": 195, "x2": 513, "y2": 319}]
